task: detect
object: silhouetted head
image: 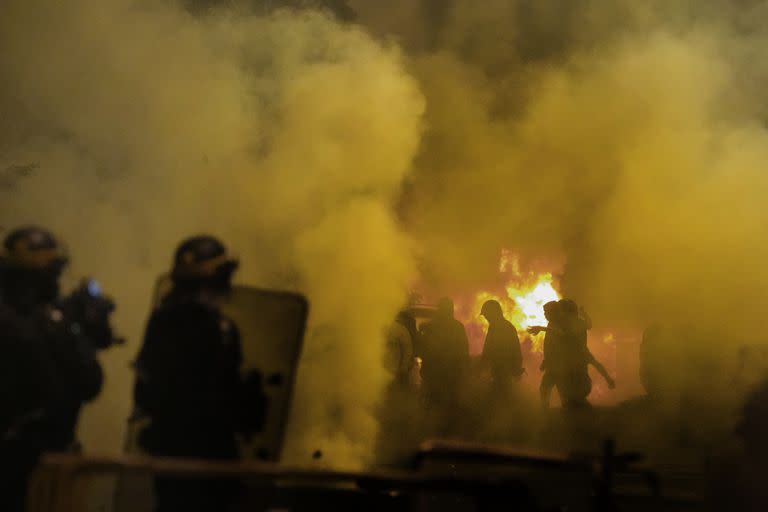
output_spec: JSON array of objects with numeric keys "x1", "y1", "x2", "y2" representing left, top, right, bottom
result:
[
  {"x1": 1, "y1": 226, "x2": 68, "y2": 307},
  {"x1": 170, "y1": 235, "x2": 239, "y2": 297},
  {"x1": 436, "y1": 297, "x2": 455, "y2": 319},
  {"x1": 480, "y1": 299, "x2": 504, "y2": 323},
  {"x1": 543, "y1": 300, "x2": 561, "y2": 323}
]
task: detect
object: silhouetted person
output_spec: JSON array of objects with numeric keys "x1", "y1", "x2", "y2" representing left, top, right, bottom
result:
[
  {"x1": 134, "y1": 235, "x2": 264, "y2": 512},
  {"x1": 529, "y1": 300, "x2": 564, "y2": 409},
  {"x1": 419, "y1": 298, "x2": 470, "y2": 408},
  {"x1": 0, "y1": 227, "x2": 104, "y2": 512},
  {"x1": 556, "y1": 300, "x2": 614, "y2": 408},
  {"x1": 376, "y1": 311, "x2": 421, "y2": 466},
  {"x1": 480, "y1": 300, "x2": 523, "y2": 400}
]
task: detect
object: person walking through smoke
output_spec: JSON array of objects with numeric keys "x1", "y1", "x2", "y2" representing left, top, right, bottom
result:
[
  {"x1": 530, "y1": 300, "x2": 614, "y2": 409},
  {"x1": 529, "y1": 300, "x2": 565, "y2": 409},
  {"x1": 480, "y1": 300, "x2": 524, "y2": 403},
  {"x1": 375, "y1": 310, "x2": 421, "y2": 466},
  {"x1": 419, "y1": 298, "x2": 470, "y2": 413}
]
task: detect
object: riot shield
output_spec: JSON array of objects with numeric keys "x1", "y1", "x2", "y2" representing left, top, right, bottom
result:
[
  {"x1": 129, "y1": 273, "x2": 308, "y2": 460},
  {"x1": 218, "y1": 282, "x2": 308, "y2": 461},
  {"x1": 116, "y1": 276, "x2": 308, "y2": 511}
]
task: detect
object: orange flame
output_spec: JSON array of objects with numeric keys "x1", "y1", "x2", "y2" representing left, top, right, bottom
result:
[
  {"x1": 466, "y1": 252, "x2": 561, "y2": 352},
  {"x1": 458, "y1": 249, "x2": 629, "y2": 403}
]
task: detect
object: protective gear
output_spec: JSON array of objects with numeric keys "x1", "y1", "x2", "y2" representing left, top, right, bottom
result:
[
  {"x1": 135, "y1": 299, "x2": 245, "y2": 512},
  {"x1": 1, "y1": 227, "x2": 68, "y2": 307},
  {"x1": 0, "y1": 300, "x2": 103, "y2": 512},
  {"x1": 2, "y1": 226, "x2": 68, "y2": 271},
  {"x1": 171, "y1": 235, "x2": 238, "y2": 293},
  {"x1": 57, "y1": 279, "x2": 123, "y2": 351},
  {"x1": 131, "y1": 274, "x2": 309, "y2": 459},
  {"x1": 136, "y1": 236, "x2": 250, "y2": 512},
  {"x1": 0, "y1": 227, "x2": 110, "y2": 512}
]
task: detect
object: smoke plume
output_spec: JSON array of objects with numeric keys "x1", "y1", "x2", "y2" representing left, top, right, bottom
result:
[
  {"x1": 352, "y1": 0, "x2": 768, "y2": 452},
  {"x1": 356, "y1": 0, "x2": 768, "y2": 353},
  {"x1": 4, "y1": 0, "x2": 768, "y2": 467},
  {"x1": 0, "y1": 0, "x2": 422, "y2": 468}
]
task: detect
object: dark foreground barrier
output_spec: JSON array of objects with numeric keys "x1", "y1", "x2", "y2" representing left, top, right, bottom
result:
[{"x1": 27, "y1": 440, "x2": 704, "y2": 512}]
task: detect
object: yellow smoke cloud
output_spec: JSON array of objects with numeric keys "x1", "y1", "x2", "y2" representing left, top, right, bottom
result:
[
  {"x1": 0, "y1": 0, "x2": 422, "y2": 468},
  {"x1": 5, "y1": 0, "x2": 768, "y2": 467},
  {"x1": 353, "y1": 0, "x2": 768, "y2": 430},
  {"x1": 355, "y1": 0, "x2": 768, "y2": 333}
]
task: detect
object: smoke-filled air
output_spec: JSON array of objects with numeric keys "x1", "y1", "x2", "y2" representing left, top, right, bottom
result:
[
  {"x1": 0, "y1": 0, "x2": 422, "y2": 468},
  {"x1": 3, "y1": 0, "x2": 768, "y2": 469}
]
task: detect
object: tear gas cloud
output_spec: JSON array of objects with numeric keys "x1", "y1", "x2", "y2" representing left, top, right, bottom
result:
[
  {"x1": 3, "y1": 0, "x2": 768, "y2": 467},
  {"x1": 0, "y1": 0, "x2": 422, "y2": 468},
  {"x1": 352, "y1": 0, "x2": 768, "y2": 447},
  {"x1": 356, "y1": 0, "x2": 768, "y2": 363}
]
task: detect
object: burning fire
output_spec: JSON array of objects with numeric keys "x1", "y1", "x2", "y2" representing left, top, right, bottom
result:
[
  {"x1": 507, "y1": 276, "x2": 561, "y2": 329},
  {"x1": 463, "y1": 251, "x2": 561, "y2": 352},
  {"x1": 472, "y1": 275, "x2": 560, "y2": 328},
  {"x1": 455, "y1": 249, "x2": 628, "y2": 403}
]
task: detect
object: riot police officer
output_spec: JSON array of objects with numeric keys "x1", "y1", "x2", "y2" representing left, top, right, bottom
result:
[
  {"x1": 134, "y1": 235, "x2": 263, "y2": 512},
  {"x1": 0, "y1": 226, "x2": 105, "y2": 512}
]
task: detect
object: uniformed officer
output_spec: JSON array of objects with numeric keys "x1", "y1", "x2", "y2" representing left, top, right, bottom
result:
[
  {"x1": 134, "y1": 235, "x2": 263, "y2": 512},
  {"x1": 0, "y1": 226, "x2": 104, "y2": 512}
]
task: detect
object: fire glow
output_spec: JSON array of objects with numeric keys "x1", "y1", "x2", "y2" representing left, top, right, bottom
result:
[
  {"x1": 461, "y1": 251, "x2": 561, "y2": 353},
  {"x1": 453, "y1": 249, "x2": 629, "y2": 404}
]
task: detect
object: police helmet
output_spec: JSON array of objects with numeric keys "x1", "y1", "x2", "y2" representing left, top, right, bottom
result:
[
  {"x1": 171, "y1": 235, "x2": 239, "y2": 284},
  {"x1": 2, "y1": 226, "x2": 69, "y2": 272}
]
